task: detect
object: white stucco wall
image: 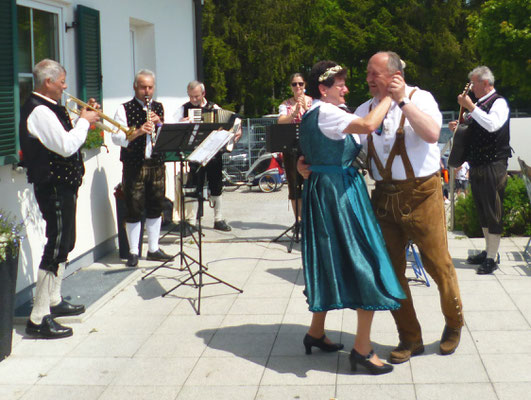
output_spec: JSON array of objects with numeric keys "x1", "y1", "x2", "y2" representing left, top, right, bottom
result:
[
  {"x1": 1, "y1": 0, "x2": 197, "y2": 296},
  {"x1": 508, "y1": 118, "x2": 531, "y2": 171}
]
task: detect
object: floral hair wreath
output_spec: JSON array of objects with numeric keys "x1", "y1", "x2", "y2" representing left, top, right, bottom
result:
[{"x1": 318, "y1": 65, "x2": 344, "y2": 82}]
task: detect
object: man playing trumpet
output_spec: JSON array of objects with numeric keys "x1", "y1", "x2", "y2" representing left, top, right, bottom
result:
[
  {"x1": 112, "y1": 69, "x2": 171, "y2": 267},
  {"x1": 19, "y1": 59, "x2": 100, "y2": 339}
]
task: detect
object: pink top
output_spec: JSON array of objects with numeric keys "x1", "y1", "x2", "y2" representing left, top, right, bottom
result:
[{"x1": 279, "y1": 96, "x2": 313, "y2": 123}]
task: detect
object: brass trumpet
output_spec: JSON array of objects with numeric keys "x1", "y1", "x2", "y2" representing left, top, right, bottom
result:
[{"x1": 64, "y1": 91, "x2": 135, "y2": 137}]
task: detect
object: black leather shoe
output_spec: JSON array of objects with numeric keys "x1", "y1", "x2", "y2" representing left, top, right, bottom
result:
[
  {"x1": 146, "y1": 249, "x2": 172, "y2": 261},
  {"x1": 213, "y1": 220, "x2": 232, "y2": 232},
  {"x1": 126, "y1": 253, "x2": 139, "y2": 267},
  {"x1": 477, "y1": 258, "x2": 498, "y2": 275},
  {"x1": 50, "y1": 298, "x2": 85, "y2": 317},
  {"x1": 350, "y1": 349, "x2": 393, "y2": 375},
  {"x1": 25, "y1": 315, "x2": 73, "y2": 339},
  {"x1": 303, "y1": 333, "x2": 344, "y2": 354},
  {"x1": 467, "y1": 251, "x2": 487, "y2": 264}
]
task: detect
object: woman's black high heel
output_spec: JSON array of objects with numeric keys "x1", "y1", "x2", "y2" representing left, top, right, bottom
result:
[
  {"x1": 349, "y1": 349, "x2": 393, "y2": 375},
  {"x1": 303, "y1": 334, "x2": 344, "y2": 354}
]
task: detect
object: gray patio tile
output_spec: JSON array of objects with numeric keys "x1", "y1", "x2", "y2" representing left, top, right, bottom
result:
[
  {"x1": 228, "y1": 297, "x2": 290, "y2": 315},
  {"x1": 280, "y1": 311, "x2": 343, "y2": 334},
  {"x1": 481, "y1": 354, "x2": 531, "y2": 382},
  {"x1": 471, "y1": 330, "x2": 531, "y2": 354},
  {"x1": 465, "y1": 310, "x2": 530, "y2": 331},
  {"x1": 499, "y1": 278, "x2": 531, "y2": 294},
  {"x1": 284, "y1": 296, "x2": 312, "y2": 314},
  {"x1": 68, "y1": 332, "x2": 150, "y2": 358},
  {"x1": 99, "y1": 385, "x2": 181, "y2": 400},
  {"x1": 261, "y1": 355, "x2": 338, "y2": 385},
  {"x1": 170, "y1": 293, "x2": 238, "y2": 315},
  {"x1": 257, "y1": 385, "x2": 336, "y2": 399},
  {"x1": 410, "y1": 354, "x2": 489, "y2": 383},
  {"x1": 336, "y1": 384, "x2": 415, "y2": 400},
  {"x1": 111, "y1": 357, "x2": 197, "y2": 386},
  {"x1": 82, "y1": 314, "x2": 167, "y2": 335},
  {"x1": 459, "y1": 292, "x2": 517, "y2": 311},
  {"x1": 186, "y1": 356, "x2": 266, "y2": 386},
  {"x1": 135, "y1": 332, "x2": 211, "y2": 358},
  {"x1": 38, "y1": 357, "x2": 128, "y2": 386},
  {"x1": 0, "y1": 356, "x2": 60, "y2": 385},
  {"x1": 239, "y1": 282, "x2": 294, "y2": 298},
  {"x1": 494, "y1": 382, "x2": 531, "y2": 400},
  {"x1": 156, "y1": 314, "x2": 224, "y2": 334},
  {"x1": 415, "y1": 383, "x2": 497, "y2": 400},
  {"x1": 11, "y1": 332, "x2": 86, "y2": 357},
  {"x1": 220, "y1": 314, "x2": 283, "y2": 333},
  {"x1": 177, "y1": 385, "x2": 257, "y2": 400},
  {"x1": 19, "y1": 385, "x2": 105, "y2": 400},
  {"x1": 203, "y1": 331, "x2": 277, "y2": 357},
  {"x1": 0, "y1": 385, "x2": 30, "y2": 400}
]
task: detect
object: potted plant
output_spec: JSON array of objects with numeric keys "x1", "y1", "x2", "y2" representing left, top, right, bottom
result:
[{"x1": 0, "y1": 210, "x2": 24, "y2": 361}]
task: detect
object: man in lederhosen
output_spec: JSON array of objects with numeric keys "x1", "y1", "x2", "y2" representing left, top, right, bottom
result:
[
  {"x1": 20, "y1": 59, "x2": 100, "y2": 339},
  {"x1": 449, "y1": 66, "x2": 510, "y2": 275},
  {"x1": 298, "y1": 51, "x2": 464, "y2": 364},
  {"x1": 112, "y1": 69, "x2": 172, "y2": 267},
  {"x1": 174, "y1": 80, "x2": 232, "y2": 232}
]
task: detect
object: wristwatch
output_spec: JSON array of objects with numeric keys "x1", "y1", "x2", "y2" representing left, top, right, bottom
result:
[{"x1": 398, "y1": 97, "x2": 411, "y2": 108}]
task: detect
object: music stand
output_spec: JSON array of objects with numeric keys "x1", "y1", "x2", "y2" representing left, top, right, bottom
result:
[
  {"x1": 142, "y1": 123, "x2": 242, "y2": 315},
  {"x1": 266, "y1": 123, "x2": 301, "y2": 253}
]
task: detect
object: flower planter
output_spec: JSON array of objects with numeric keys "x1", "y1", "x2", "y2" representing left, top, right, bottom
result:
[{"x1": 0, "y1": 248, "x2": 19, "y2": 361}]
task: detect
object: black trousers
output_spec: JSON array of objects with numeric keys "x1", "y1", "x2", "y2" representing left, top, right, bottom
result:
[
  {"x1": 188, "y1": 152, "x2": 223, "y2": 197},
  {"x1": 34, "y1": 183, "x2": 78, "y2": 274},
  {"x1": 469, "y1": 159, "x2": 508, "y2": 235},
  {"x1": 122, "y1": 161, "x2": 166, "y2": 222}
]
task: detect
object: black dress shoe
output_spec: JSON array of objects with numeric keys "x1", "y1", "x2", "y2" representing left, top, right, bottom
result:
[
  {"x1": 303, "y1": 333, "x2": 344, "y2": 354},
  {"x1": 213, "y1": 220, "x2": 232, "y2": 232},
  {"x1": 50, "y1": 298, "x2": 85, "y2": 317},
  {"x1": 466, "y1": 250, "x2": 487, "y2": 264},
  {"x1": 477, "y1": 258, "x2": 498, "y2": 275},
  {"x1": 25, "y1": 315, "x2": 73, "y2": 339},
  {"x1": 126, "y1": 253, "x2": 139, "y2": 267},
  {"x1": 146, "y1": 249, "x2": 172, "y2": 261},
  {"x1": 349, "y1": 349, "x2": 393, "y2": 375}
]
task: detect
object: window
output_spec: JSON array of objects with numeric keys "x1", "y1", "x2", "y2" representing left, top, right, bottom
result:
[{"x1": 17, "y1": 3, "x2": 61, "y2": 105}]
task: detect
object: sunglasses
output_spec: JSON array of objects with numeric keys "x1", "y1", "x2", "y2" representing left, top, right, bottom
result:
[{"x1": 291, "y1": 82, "x2": 305, "y2": 87}]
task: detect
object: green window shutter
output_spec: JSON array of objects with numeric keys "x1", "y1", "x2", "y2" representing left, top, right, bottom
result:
[
  {"x1": 0, "y1": 0, "x2": 19, "y2": 166},
  {"x1": 76, "y1": 5, "x2": 102, "y2": 104}
]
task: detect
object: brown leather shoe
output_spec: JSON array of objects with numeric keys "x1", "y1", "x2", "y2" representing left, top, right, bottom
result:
[
  {"x1": 390, "y1": 341, "x2": 424, "y2": 364},
  {"x1": 440, "y1": 325, "x2": 461, "y2": 355}
]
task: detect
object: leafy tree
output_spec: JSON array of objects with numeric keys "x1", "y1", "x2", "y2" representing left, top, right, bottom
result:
[{"x1": 467, "y1": 0, "x2": 531, "y2": 107}]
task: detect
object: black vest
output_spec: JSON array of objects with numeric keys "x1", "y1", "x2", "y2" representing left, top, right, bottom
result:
[
  {"x1": 19, "y1": 93, "x2": 85, "y2": 189},
  {"x1": 120, "y1": 98, "x2": 165, "y2": 167},
  {"x1": 465, "y1": 93, "x2": 511, "y2": 166},
  {"x1": 181, "y1": 100, "x2": 217, "y2": 121}
]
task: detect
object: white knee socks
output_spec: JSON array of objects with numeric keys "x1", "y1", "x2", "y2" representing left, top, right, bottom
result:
[
  {"x1": 146, "y1": 217, "x2": 162, "y2": 253},
  {"x1": 30, "y1": 269, "x2": 54, "y2": 325},
  {"x1": 50, "y1": 262, "x2": 65, "y2": 307},
  {"x1": 126, "y1": 221, "x2": 142, "y2": 255},
  {"x1": 212, "y1": 195, "x2": 223, "y2": 222},
  {"x1": 487, "y1": 233, "x2": 501, "y2": 260}
]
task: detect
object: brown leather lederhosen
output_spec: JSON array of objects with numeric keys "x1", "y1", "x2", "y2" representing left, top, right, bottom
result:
[{"x1": 367, "y1": 91, "x2": 463, "y2": 344}]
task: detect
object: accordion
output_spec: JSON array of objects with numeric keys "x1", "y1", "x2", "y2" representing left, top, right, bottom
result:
[{"x1": 202, "y1": 108, "x2": 235, "y2": 123}]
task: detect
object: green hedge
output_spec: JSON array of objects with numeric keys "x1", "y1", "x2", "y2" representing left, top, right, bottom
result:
[{"x1": 454, "y1": 175, "x2": 531, "y2": 237}]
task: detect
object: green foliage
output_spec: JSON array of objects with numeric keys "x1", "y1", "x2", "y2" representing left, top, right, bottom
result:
[
  {"x1": 83, "y1": 125, "x2": 104, "y2": 150},
  {"x1": 0, "y1": 210, "x2": 23, "y2": 263},
  {"x1": 454, "y1": 175, "x2": 531, "y2": 237},
  {"x1": 203, "y1": 0, "x2": 484, "y2": 115},
  {"x1": 468, "y1": 0, "x2": 531, "y2": 107}
]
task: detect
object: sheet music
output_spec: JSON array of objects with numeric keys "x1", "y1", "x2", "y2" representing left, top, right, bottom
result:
[{"x1": 187, "y1": 129, "x2": 234, "y2": 166}]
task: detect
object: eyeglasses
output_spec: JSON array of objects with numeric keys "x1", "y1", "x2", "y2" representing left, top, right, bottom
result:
[{"x1": 291, "y1": 82, "x2": 305, "y2": 87}]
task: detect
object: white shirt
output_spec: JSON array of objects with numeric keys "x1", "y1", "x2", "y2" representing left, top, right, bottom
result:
[
  {"x1": 26, "y1": 92, "x2": 90, "y2": 158},
  {"x1": 308, "y1": 100, "x2": 361, "y2": 142},
  {"x1": 469, "y1": 89, "x2": 509, "y2": 132},
  {"x1": 455, "y1": 162, "x2": 469, "y2": 180},
  {"x1": 112, "y1": 97, "x2": 154, "y2": 159},
  {"x1": 173, "y1": 98, "x2": 220, "y2": 122},
  {"x1": 355, "y1": 86, "x2": 443, "y2": 181}
]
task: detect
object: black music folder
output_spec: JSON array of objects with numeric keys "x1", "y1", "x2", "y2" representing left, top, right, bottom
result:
[{"x1": 266, "y1": 123, "x2": 300, "y2": 153}]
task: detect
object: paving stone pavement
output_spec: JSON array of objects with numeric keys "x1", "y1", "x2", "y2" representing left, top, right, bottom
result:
[{"x1": 1, "y1": 187, "x2": 530, "y2": 400}]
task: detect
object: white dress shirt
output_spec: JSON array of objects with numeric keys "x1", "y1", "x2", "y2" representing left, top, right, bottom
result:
[
  {"x1": 355, "y1": 86, "x2": 443, "y2": 181},
  {"x1": 469, "y1": 89, "x2": 509, "y2": 133},
  {"x1": 112, "y1": 97, "x2": 154, "y2": 159},
  {"x1": 26, "y1": 92, "x2": 90, "y2": 158}
]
